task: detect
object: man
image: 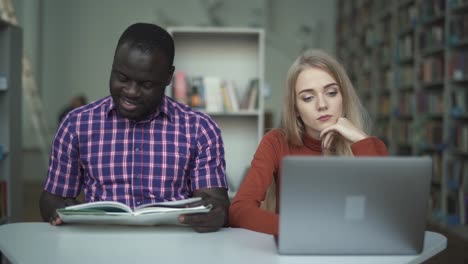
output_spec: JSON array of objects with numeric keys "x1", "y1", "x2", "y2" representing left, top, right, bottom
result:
[{"x1": 39, "y1": 23, "x2": 229, "y2": 232}]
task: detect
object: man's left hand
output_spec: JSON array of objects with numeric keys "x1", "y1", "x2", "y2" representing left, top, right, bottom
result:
[{"x1": 178, "y1": 187, "x2": 230, "y2": 233}]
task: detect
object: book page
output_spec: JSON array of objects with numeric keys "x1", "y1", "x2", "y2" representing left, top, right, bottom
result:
[
  {"x1": 59, "y1": 201, "x2": 133, "y2": 214},
  {"x1": 135, "y1": 197, "x2": 202, "y2": 210},
  {"x1": 134, "y1": 204, "x2": 212, "y2": 215}
]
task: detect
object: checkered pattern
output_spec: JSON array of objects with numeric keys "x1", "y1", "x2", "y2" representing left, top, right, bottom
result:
[{"x1": 44, "y1": 96, "x2": 227, "y2": 209}]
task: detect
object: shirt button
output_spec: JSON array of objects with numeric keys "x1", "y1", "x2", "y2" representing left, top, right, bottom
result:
[
  {"x1": 136, "y1": 201, "x2": 141, "y2": 205},
  {"x1": 135, "y1": 147, "x2": 140, "y2": 152}
]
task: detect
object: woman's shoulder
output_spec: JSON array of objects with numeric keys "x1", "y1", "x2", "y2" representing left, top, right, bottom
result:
[{"x1": 262, "y1": 128, "x2": 288, "y2": 145}]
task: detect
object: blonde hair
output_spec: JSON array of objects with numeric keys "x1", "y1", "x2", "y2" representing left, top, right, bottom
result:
[
  {"x1": 281, "y1": 49, "x2": 371, "y2": 155},
  {"x1": 262, "y1": 49, "x2": 371, "y2": 212}
]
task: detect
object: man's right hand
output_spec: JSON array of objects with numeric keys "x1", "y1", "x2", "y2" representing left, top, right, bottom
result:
[{"x1": 39, "y1": 191, "x2": 80, "y2": 225}]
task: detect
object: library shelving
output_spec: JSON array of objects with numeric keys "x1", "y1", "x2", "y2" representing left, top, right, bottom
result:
[
  {"x1": 0, "y1": 18, "x2": 22, "y2": 223},
  {"x1": 166, "y1": 27, "x2": 265, "y2": 199},
  {"x1": 336, "y1": 0, "x2": 468, "y2": 235}
]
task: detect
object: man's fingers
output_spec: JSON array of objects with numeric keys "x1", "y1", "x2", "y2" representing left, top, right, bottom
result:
[{"x1": 179, "y1": 208, "x2": 224, "y2": 228}]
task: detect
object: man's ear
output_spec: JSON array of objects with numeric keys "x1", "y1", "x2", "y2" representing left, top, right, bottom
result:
[{"x1": 166, "y1": 66, "x2": 175, "y2": 86}]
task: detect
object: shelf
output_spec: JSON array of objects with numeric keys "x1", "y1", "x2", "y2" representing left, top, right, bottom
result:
[
  {"x1": 451, "y1": 149, "x2": 468, "y2": 157},
  {"x1": 398, "y1": 27, "x2": 414, "y2": 37},
  {"x1": 419, "y1": 144, "x2": 445, "y2": 153},
  {"x1": 421, "y1": 14, "x2": 445, "y2": 27},
  {"x1": 398, "y1": 57, "x2": 414, "y2": 65},
  {"x1": 398, "y1": 85, "x2": 414, "y2": 92},
  {"x1": 421, "y1": 81, "x2": 444, "y2": 90},
  {"x1": 451, "y1": 78, "x2": 468, "y2": 85},
  {"x1": 398, "y1": 0, "x2": 414, "y2": 8},
  {"x1": 421, "y1": 46, "x2": 444, "y2": 57},
  {"x1": 421, "y1": 113, "x2": 444, "y2": 120},
  {"x1": 397, "y1": 143, "x2": 412, "y2": 149},
  {"x1": 205, "y1": 111, "x2": 261, "y2": 117},
  {"x1": 451, "y1": 3, "x2": 468, "y2": 14},
  {"x1": 396, "y1": 115, "x2": 413, "y2": 120},
  {"x1": 450, "y1": 39, "x2": 468, "y2": 49}
]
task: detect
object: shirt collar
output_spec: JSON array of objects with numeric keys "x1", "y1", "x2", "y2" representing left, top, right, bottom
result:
[{"x1": 106, "y1": 96, "x2": 174, "y2": 122}]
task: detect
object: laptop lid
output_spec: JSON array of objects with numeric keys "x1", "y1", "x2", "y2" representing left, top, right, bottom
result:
[{"x1": 277, "y1": 156, "x2": 432, "y2": 255}]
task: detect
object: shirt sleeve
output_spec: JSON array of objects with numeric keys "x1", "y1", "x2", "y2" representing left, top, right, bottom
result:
[
  {"x1": 190, "y1": 115, "x2": 228, "y2": 191},
  {"x1": 351, "y1": 136, "x2": 388, "y2": 156},
  {"x1": 229, "y1": 130, "x2": 281, "y2": 235},
  {"x1": 43, "y1": 115, "x2": 83, "y2": 197}
]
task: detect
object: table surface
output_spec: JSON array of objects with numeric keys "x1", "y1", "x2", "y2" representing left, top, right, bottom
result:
[{"x1": 0, "y1": 223, "x2": 447, "y2": 264}]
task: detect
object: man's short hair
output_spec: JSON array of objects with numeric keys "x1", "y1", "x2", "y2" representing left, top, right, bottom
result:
[{"x1": 116, "y1": 23, "x2": 175, "y2": 65}]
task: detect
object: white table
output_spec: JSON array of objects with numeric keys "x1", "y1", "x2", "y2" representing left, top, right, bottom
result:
[{"x1": 0, "y1": 223, "x2": 446, "y2": 264}]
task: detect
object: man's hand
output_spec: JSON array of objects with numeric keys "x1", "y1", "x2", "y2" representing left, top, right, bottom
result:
[
  {"x1": 178, "y1": 187, "x2": 230, "y2": 233},
  {"x1": 39, "y1": 191, "x2": 81, "y2": 226}
]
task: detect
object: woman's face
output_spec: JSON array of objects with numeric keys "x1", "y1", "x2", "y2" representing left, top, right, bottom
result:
[{"x1": 295, "y1": 67, "x2": 343, "y2": 139}]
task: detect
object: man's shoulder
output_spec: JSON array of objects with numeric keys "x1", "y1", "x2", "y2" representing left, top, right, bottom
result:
[
  {"x1": 165, "y1": 96, "x2": 217, "y2": 126},
  {"x1": 61, "y1": 96, "x2": 111, "y2": 126},
  {"x1": 67, "y1": 97, "x2": 111, "y2": 118}
]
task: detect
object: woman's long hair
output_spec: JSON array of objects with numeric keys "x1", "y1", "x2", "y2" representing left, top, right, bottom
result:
[{"x1": 261, "y1": 49, "x2": 371, "y2": 212}]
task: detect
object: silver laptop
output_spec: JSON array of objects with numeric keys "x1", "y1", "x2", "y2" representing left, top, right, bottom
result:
[{"x1": 277, "y1": 156, "x2": 432, "y2": 255}]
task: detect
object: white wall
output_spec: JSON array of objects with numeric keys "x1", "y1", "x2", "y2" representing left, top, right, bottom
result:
[{"x1": 13, "y1": 0, "x2": 336, "y2": 180}]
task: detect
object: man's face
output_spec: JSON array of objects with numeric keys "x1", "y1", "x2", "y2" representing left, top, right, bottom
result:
[{"x1": 110, "y1": 43, "x2": 174, "y2": 121}]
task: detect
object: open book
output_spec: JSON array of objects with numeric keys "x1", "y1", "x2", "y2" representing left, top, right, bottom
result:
[{"x1": 56, "y1": 197, "x2": 212, "y2": 226}]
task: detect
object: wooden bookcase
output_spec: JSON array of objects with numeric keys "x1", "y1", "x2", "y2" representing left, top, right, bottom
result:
[
  {"x1": 166, "y1": 27, "x2": 265, "y2": 199},
  {"x1": 0, "y1": 19, "x2": 22, "y2": 223},
  {"x1": 337, "y1": 0, "x2": 468, "y2": 235}
]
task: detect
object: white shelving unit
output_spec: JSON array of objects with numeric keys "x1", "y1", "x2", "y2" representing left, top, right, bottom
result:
[
  {"x1": 167, "y1": 27, "x2": 265, "y2": 199},
  {"x1": 0, "y1": 19, "x2": 22, "y2": 223}
]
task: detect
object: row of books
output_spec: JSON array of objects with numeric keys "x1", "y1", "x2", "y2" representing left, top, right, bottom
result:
[
  {"x1": 394, "y1": 120, "x2": 412, "y2": 145},
  {"x1": 168, "y1": 72, "x2": 259, "y2": 113},
  {"x1": 416, "y1": 91, "x2": 444, "y2": 114},
  {"x1": 452, "y1": 89, "x2": 468, "y2": 115},
  {"x1": 453, "y1": 124, "x2": 468, "y2": 152},
  {"x1": 398, "y1": 35, "x2": 414, "y2": 61},
  {"x1": 449, "y1": 14, "x2": 468, "y2": 45},
  {"x1": 422, "y1": 121, "x2": 444, "y2": 146},
  {"x1": 398, "y1": 4, "x2": 417, "y2": 31},
  {"x1": 432, "y1": 153, "x2": 444, "y2": 184},
  {"x1": 420, "y1": 25, "x2": 444, "y2": 52},
  {"x1": 444, "y1": 157, "x2": 468, "y2": 225},
  {"x1": 420, "y1": 0, "x2": 445, "y2": 23},
  {"x1": 449, "y1": 51, "x2": 468, "y2": 81},
  {"x1": 398, "y1": 65, "x2": 414, "y2": 88},
  {"x1": 420, "y1": 55, "x2": 444, "y2": 84},
  {"x1": 378, "y1": 95, "x2": 391, "y2": 116}
]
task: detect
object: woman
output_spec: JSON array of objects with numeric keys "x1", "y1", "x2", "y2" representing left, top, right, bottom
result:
[{"x1": 229, "y1": 49, "x2": 388, "y2": 235}]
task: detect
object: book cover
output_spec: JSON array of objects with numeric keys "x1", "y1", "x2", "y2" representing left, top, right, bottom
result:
[{"x1": 56, "y1": 197, "x2": 212, "y2": 226}]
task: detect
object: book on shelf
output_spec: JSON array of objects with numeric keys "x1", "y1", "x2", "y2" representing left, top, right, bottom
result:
[
  {"x1": 172, "y1": 71, "x2": 189, "y2": 105},
  {"x1": 240, "y1": 78, "x2": 259, "y2": 111},
  {"x1": 56, "y1": 197, "x2": 212, "y2": 226},
  {"x1": 0, "y1": 180, "x2": 6, "y2": 220},
  {"x1": 0, "y1": 75, "x2": 7, "y2": 91}
]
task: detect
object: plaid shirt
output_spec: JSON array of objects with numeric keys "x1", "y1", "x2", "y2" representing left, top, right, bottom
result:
[{"x1": 44, "y1": 96, "x2": 227, "y2": 209}]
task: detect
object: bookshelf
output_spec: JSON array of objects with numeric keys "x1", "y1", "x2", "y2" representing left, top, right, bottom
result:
[
  {"x1": 0, "y1": 19, "x2": 22, "y2": 223},
  {"x1": 167, "y1": 27, "x2": 265, "y2": 199},
  {"x1": 337, "y1": 0, "x2": 468, "y2": 233}
]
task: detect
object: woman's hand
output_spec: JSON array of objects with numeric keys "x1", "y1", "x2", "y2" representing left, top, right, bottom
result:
[{"x1": 319, "y1": 117, "x2": 368, "y2": 150}]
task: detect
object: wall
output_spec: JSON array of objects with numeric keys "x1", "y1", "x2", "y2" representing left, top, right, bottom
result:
[{"x1": 13, "y1": 0, "x2": 336, "y2": 180}]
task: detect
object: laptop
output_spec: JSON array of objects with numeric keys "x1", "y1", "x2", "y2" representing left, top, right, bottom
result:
[{"x1": 277, "y1": 156, "x2": 432, "y2": 255}]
